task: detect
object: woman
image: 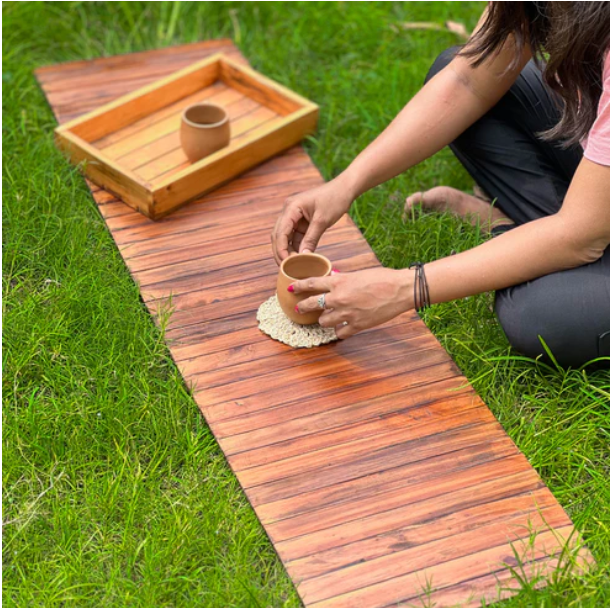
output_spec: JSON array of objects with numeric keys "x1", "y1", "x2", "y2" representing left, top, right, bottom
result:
[{"x1": 271, "y1": 1, "x2": 610, "y2": 368}]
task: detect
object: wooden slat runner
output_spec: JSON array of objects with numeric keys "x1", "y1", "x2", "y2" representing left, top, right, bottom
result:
[{"x1": 36, "y1": 40, "x2": 590, "y2": 607}]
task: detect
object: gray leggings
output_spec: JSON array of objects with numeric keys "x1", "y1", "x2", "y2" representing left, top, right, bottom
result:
[{"x1": 427, "y1": 48, "x2": 610, "y2": 368}]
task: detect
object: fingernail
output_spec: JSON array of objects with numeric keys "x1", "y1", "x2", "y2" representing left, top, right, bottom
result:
[
  {"x1": 302, "y1": 249, "x2": 311, "y2": 254},
  {"x1": 294, "y1": 305, "x2": 300, "y2": 313},
  {"x1": 332, "y1": 268, "x2": 340, "y2": 273},
  {"x1": 287, "y1": 285, "x2": 294, "y2": 292}
]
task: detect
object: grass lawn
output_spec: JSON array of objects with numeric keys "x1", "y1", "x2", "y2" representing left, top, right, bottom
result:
[{"x1": 3, "y1": 1, "x2": 609, "y2": 606}]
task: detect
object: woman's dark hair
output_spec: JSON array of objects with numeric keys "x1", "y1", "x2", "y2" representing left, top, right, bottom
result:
[{"x1": 462, "y1": 1, "x2": 609, "y2": 146}]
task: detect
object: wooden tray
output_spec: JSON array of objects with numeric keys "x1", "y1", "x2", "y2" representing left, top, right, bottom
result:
[{"x1": 54, "y1": 52, "x2": 318, "y2": 219}]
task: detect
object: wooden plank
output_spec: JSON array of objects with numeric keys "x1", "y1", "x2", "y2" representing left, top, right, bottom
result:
[
  {"x1": 255, "y1": 439, "x2": 519, "y2": 526},
  {"x1": 119, "y1": 171, "x2": 319, "y2": 237},
  {"x1": 43, "y1": 49, "x2": 245, "y2": 101},
  {"x1": 184, "y1": 319, "x2": 430, "y2": 399},
  {"x1": 266, "y1": 459, "x2": 540, "y2": 544},
  {"x1": 48, "y1": 73, "x2": 210, "y2": 109},
  {"x1": 220, "y1": 382, "x2": 474, "y2": 458},
  {"x1": 112, "y1": 196, "x2": 283, "y2": 244},
  {"x1": 145, "y1": 248, "x2": 378, "y2": 330},
  {"x1": 35, "y1": 39, "x2": 239, "y2": 83},
  {"x1": 190, "y1": 324, "x2": 438, "y2": 391},
  {"x1": 134, "y1": 224, "x2": 355, "y2": 288},
  {"x1": 408, "y1": 553, "x2": 586, "y2": 608},
  {"x1": 207, "y1": 354, "x2": 455, "y2": 434},
  {"x1": 244, "y1": 422, "x2": 508, "y2": 508},
  {"x1": 272, "y1": 467, "x2": 546, "y2": 562},
  {"x1": 306, "y1": 527, "x2": 577, "y2": 608},
  {"x1": 165, "y1": 311, "x2": 259, "y2": 348},
  {"x1": 167, "y1": 291, "x2": 409, "y2": 354},
  {"x1": 36, "y1": 42, "x2": 590, "y2": 608},
  {"x1": 112, "y1": 187, "x2": 334, "y2": 255},
  {"x1": 105, "y1": 160, "x2": 319, "y2": 232},
  {"x1": 174, "y1": 313, "x2": 419, "y2": 378},
  {"x1": 299, "y1": 520, "x2": 573, "y2": 605},
  {"x1": 143, "y1": 248, "x2": 375, "y2": 312},
  {"x1": 287, "y1": 490, "x2": 564, "y2": 579},
  {"x1": 195, "y1": 338, "x2": 449, "y2": 420},
  {"x1": 233, "y1": 399, "x2": 494, "y2": 488}
]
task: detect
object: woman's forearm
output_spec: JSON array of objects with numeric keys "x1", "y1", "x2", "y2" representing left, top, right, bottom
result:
[
  {"x1": 416, "y1": 217, "x2": 584, "y2": 304},
  {"x1": 397, "y1": 216, "x2": 606, "y2": 308},
  {"x1": 400, "y1": 157, "x2": 610, "y2": 305}
]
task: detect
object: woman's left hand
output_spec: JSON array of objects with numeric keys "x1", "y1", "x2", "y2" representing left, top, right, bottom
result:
[{"x1": 291, "y1": 268, "x2": 414, "y2": 339}]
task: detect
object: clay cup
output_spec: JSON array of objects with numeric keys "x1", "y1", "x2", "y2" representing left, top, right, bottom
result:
[
  {"x1": 180, "y1": 103, "x2": 230, "y2": 163},
  {"x1": 277, "y1": 253, "x2": 332, "y2": 325}
]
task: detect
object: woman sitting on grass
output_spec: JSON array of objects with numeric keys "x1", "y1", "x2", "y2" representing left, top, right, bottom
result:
[{"x1": 271, "y1": 1, "x2": 610, "y2": 368}]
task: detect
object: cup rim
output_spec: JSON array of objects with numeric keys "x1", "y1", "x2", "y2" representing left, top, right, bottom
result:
[
  {"x1": 182, "y1": 103, "x2": 229, "y2": 129},
  {"x1": 280, "y1": 252, "x2": 332, "y2": 281}
]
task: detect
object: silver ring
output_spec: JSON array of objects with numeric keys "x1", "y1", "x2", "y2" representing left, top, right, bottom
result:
[
  {"x1": 317, "y1": 293, "x2": 326, "y2": 310},
  {"x1": 341, "y1": 321, "x2": 349, "y2": 327}
]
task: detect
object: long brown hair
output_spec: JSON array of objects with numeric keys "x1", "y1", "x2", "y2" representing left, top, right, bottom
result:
[{"x1": 463, "y1": 1, "x2": 609, "y2": 146}]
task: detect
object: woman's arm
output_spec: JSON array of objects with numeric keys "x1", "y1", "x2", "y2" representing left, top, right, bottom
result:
[
  {"x1": 272, "y1": 9, "x2": 532, "y2": 261},
  {"x1": 399, "y1": 157, "x2": 610, "y2": 303},
  {"x1": 337, "y1": 21, "x2": 533, "y2": 199},
  {"x1": 290, "y1": 158, "x2": 609, "y2": 337}
]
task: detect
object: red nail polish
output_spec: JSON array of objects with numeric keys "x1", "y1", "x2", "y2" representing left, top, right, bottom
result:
[
  {"x1": 287, "y1": 285, "x2": 294, "y2": 292},
  {"x1": 294, "y1": 305, "x2": 300, "y2": 313},
  {"x1": 332, "y1": 268, "x2": 340, "y2": 273}
]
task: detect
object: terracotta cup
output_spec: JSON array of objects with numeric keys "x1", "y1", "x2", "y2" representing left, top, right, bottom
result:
[
  {"x1": 277, "y1": 253, "x2": 332, "y2": 325},
  {"x1": 180, "y1": 103, "x2": 230, "y2": 163}
]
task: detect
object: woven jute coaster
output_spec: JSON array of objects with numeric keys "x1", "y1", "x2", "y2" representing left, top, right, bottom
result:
[{"x1": 256, "y1": 295, "x2": 338, "y2": 348}]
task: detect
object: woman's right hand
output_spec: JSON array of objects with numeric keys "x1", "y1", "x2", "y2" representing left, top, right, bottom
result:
[{"x1": 271, "y1": 178, "x2": 355, "y2": 264}]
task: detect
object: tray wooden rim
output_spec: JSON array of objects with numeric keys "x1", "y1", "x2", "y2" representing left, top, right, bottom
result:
[{"x1": 54, "y1": 52, "x2": 319, "y2": 219}]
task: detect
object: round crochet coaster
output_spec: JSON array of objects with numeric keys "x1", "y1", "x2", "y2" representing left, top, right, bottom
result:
[{"x1": 257, "y1": 295, "x2": 338, "y2": 348}]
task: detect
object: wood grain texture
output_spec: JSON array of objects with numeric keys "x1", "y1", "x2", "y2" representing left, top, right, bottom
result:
[
  {"x1": 35, "y1": 41, "x2": 591, "y2": 608},
  {"x1": 51, "y1": 50, "x2": 317, "y2": 219}
]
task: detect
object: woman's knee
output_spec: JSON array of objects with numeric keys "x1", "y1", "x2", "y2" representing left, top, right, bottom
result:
[
  {"x1": 494, "y1": 277, "x2": 608, "y2": 368},
  {"x1": 425, "y1": 46, "x2": 460, "y2": 85},
  {"x1": 495, "y1": 289, "x2": 551, "y2": 361}
]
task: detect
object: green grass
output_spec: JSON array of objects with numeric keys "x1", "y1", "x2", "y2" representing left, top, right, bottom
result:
[{"x1": 2, "y1": 1, "x2": 609, "y2": 606}]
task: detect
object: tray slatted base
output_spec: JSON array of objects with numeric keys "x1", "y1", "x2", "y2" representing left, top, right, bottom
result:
[
  {"x1": 36, "y1": 40, "x2": 589, "y2": 607},
  {"x1": 94, "y1": 79, "x2": 283, "y2": 186}
]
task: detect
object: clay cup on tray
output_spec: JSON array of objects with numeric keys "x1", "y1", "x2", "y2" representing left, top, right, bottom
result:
[
  {"x1": 277, "y1": 253, "x2": 332, "y2": 325},
  {"x1": 180, "y1": 103, "x2": 230, "y2": 163}
]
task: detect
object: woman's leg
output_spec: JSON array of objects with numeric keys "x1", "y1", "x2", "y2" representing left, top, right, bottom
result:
[
  {"x1": 408, "y1": 46, "x2": 583, "y2": 226},
  {"x1": 403, "y1": 185, "x2": 512, "y2": 231},
  {"x1": 495, "y1": 248, "x2": 610, "y2": 367}
]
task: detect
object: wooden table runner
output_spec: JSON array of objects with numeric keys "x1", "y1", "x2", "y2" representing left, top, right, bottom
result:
[{"x1": 36, "y1": 40, "x2": 589, "y2": 607}]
